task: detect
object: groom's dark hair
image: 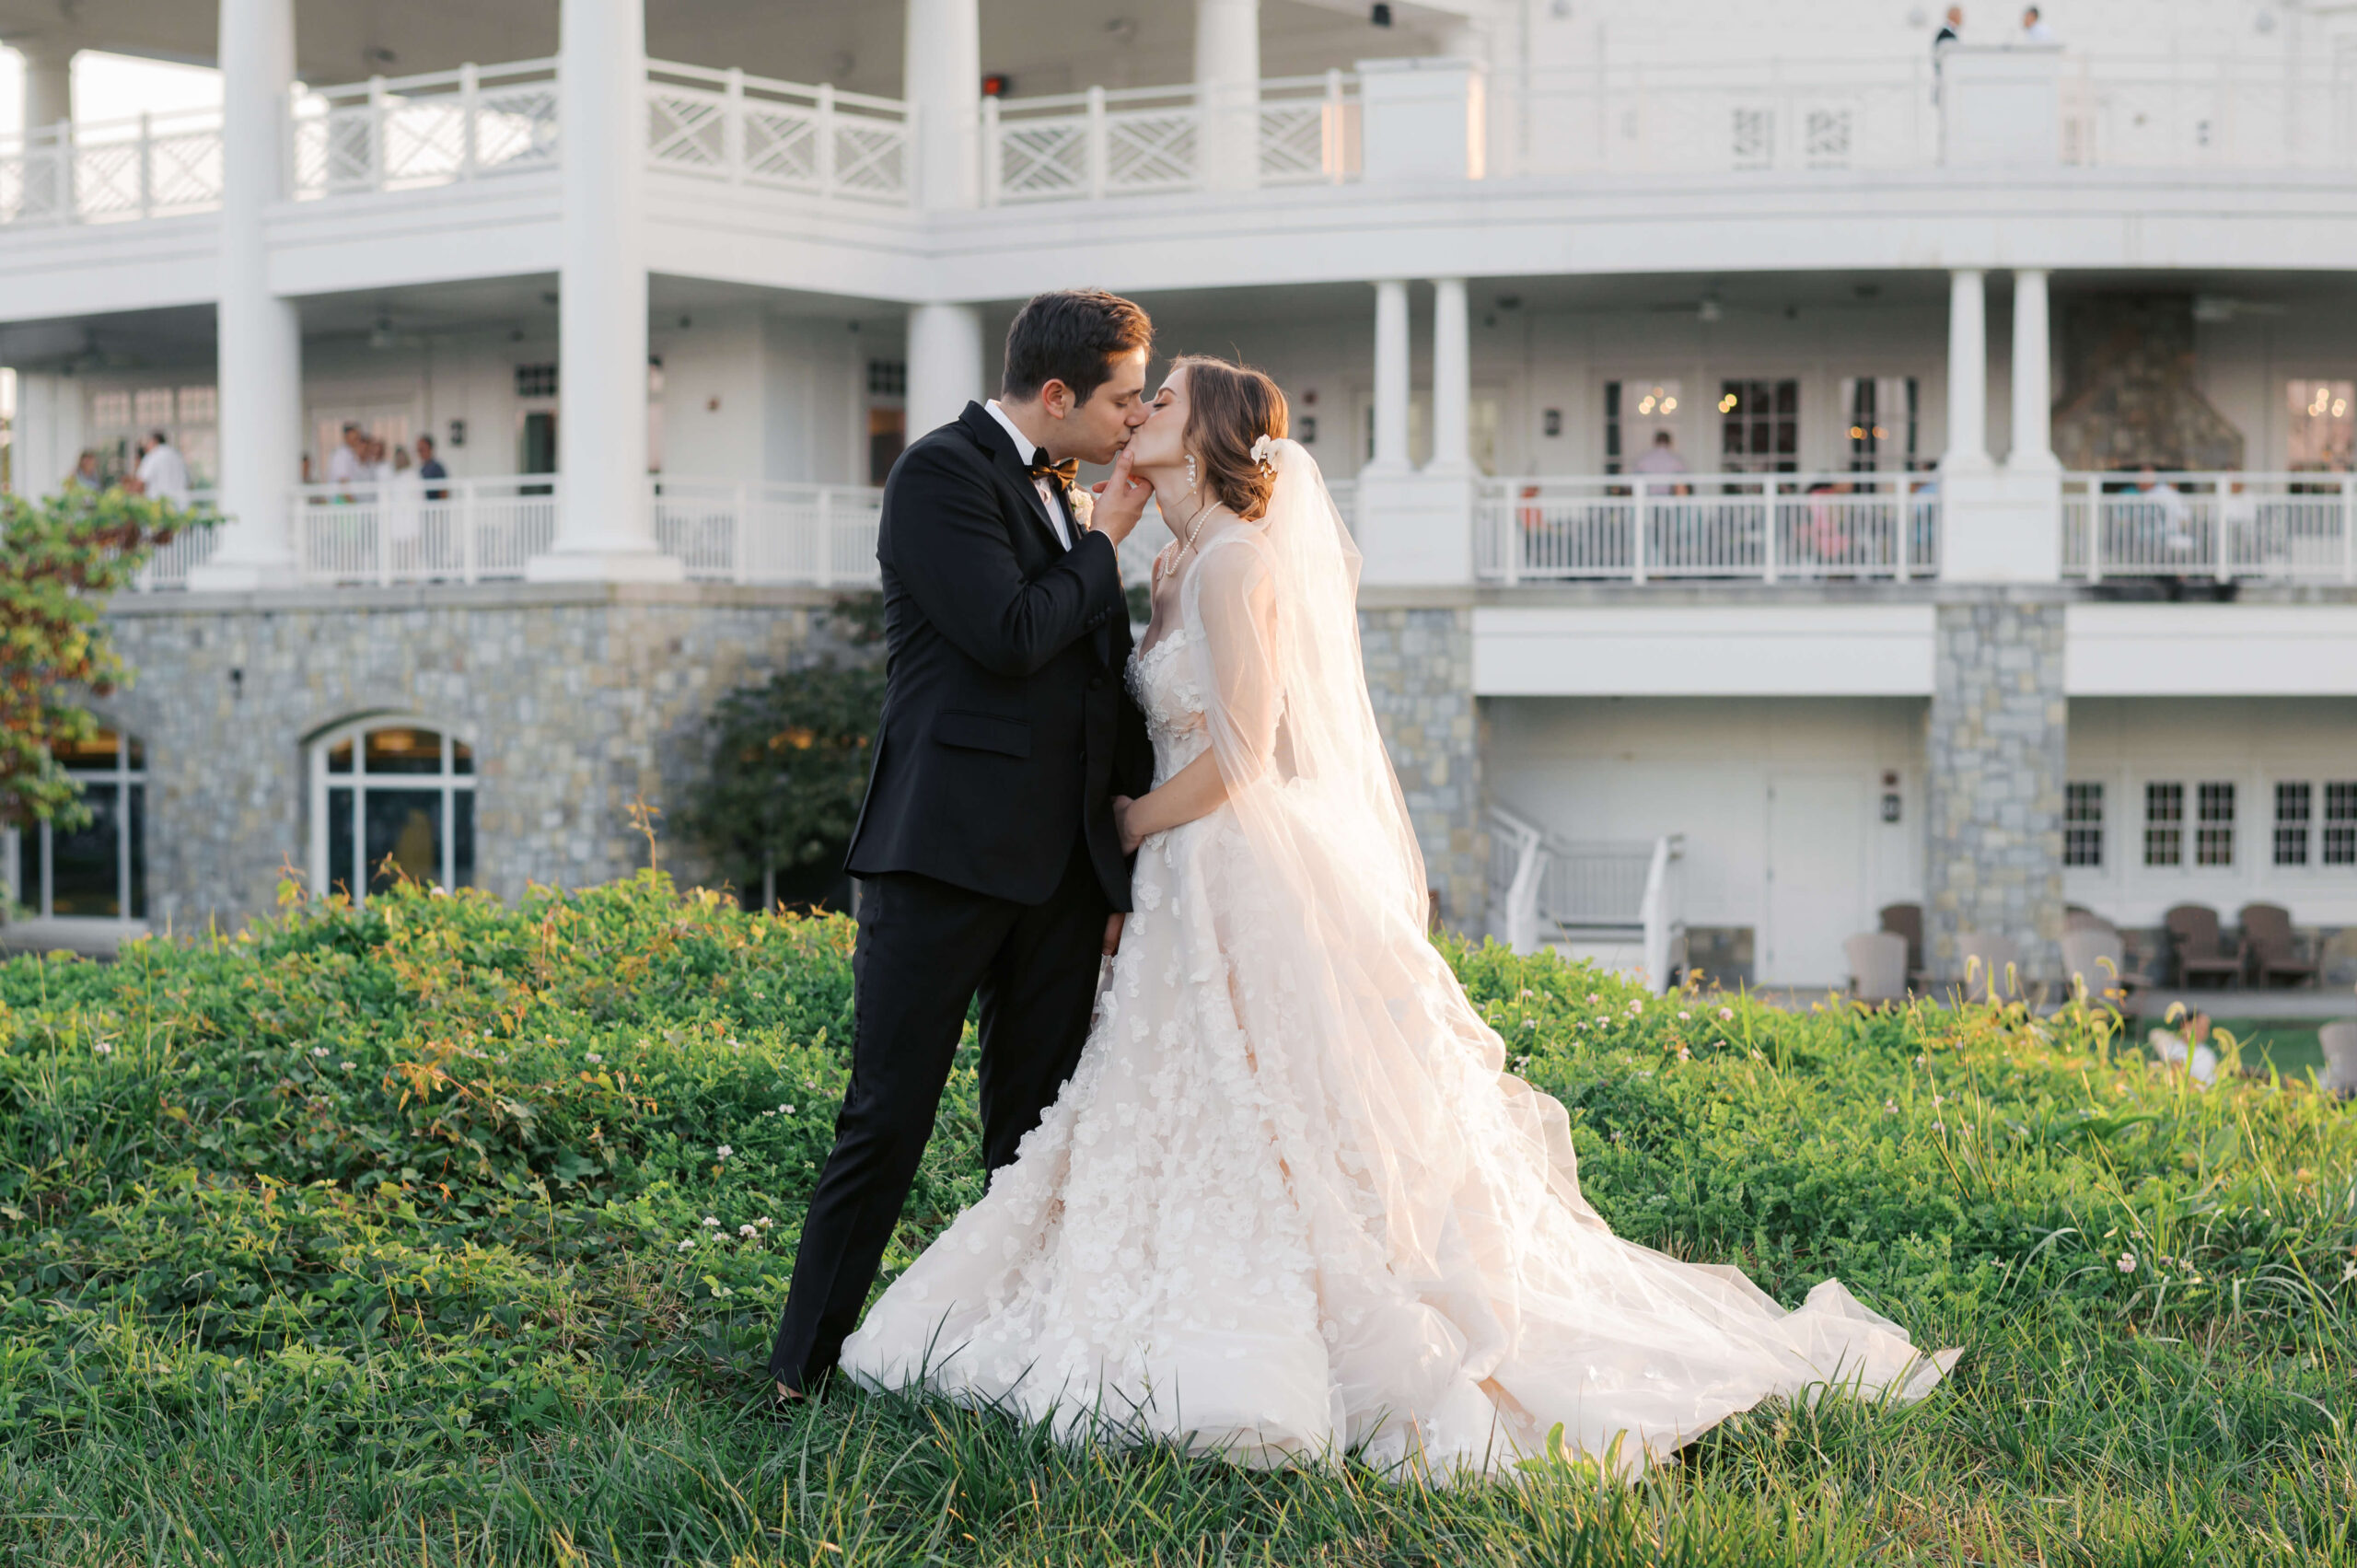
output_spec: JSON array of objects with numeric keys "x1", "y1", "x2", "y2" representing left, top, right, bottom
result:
[{"x1": 1001, "y1": 290, "x2": 1153, "y2": 407}]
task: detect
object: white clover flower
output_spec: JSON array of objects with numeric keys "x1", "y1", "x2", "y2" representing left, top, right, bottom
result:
[
  {"x1": 93, "y1": 1041, "x2": 113, "y2": 1056},
  {"x1": 342, "y1": 1062, "x2": 355, "y2": 1072},
  {"x1": 1519, "y1": 989, "x2": 1534, "y2": 999},
  {"x1": 1523, "y1": 1018, "x2": 1538, "y2": 1030},
  {"x1": 1678, "y1": 1011, "x2": 1691, "y2": 1021},
  {"x1": 1884, "y1": 1099, "x2": 1898, "y2": 1114},
  {"x1": 1717, "y1": 1006, "x2": 1735, "y2": 1022},
  {"x1": 738, "y1": 1224, "x2": 759, "y2": 1238},
  {"x1": 715, "y1": 1145, "x2": 732, "y2": 1160},
  {"x1": 702, "y1": 1215, "x2": 720, "y2": 1227},
  {"x1": 1931, "y1": 1121, "x2": 1945, "y2": 1132},
  {"x1": 756, "y1": 1215, "x2": 773, "y2": 1229},
  {"x1": 586, "y1": 1052, "x2": 602, "y2": 1063},
  {"x1": 678, "y1": 1238, "x2": 696, "y2": 1251},
  {"x1": 311, "y1": 1046, "x2": 330, "y2": 1057},
  {"x1": 2117, "y1": 1252, "x2": 2137, "y2": 1273},
  {"x1": 1676, "y1": 1045, "x2": 1691, "y2": 1062},
  {"x1": 1587, "y1": 993, "x2": 1601, "y2": 1005}
]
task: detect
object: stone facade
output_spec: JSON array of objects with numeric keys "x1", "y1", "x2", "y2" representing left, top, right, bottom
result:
[
  {"x1": 2052, "y1": 294, "x2": 2247, "y2": 472},
  {"x1": 1924, "y1": 593, "x2": 2070, "y2": 981},
  {"x1": 97, "y1": 584, "x2": 856, "y2": 928},
  {"x1": 1357, "y1": 598, "x2": 1485, "y2": 929}
]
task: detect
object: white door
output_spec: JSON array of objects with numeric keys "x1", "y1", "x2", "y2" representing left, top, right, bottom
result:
[{"x1": 1764, "y1": 773, "x2": 1867, "y2": 986}]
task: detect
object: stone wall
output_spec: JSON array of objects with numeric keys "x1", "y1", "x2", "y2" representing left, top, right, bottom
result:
[
  {"x1": 98, "y1": 584, "x2": 856, "y2": 929},
  {"x1": 1924, "y1": 593, "x2": 2070, "y2": 982},
  {"x1": 1358, "y1": 598, "x2": 1486, "y2": 930}
]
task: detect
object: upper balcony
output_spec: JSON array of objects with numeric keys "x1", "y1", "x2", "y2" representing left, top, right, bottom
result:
[{"x1": 6, "y1": 40, "x2": 2356, "y2": 311}]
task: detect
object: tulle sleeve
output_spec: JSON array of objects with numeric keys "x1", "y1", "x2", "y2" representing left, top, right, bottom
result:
[{"x1": 1181, "y1": 534, "x2": 1284, "y2": 793}]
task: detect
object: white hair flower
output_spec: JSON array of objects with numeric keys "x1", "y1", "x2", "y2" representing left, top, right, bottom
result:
[{"x1": 1249, "y1": 434, "x2": 1279, "y2": 473}]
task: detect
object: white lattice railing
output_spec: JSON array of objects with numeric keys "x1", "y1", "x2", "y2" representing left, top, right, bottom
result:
[
  {"x1": 644, "y1": 62, "x2": 911, "y2": 203},
  {"x1": 291, "y1": 59, "x2": 559, "y2": 201},
  {"x1": 2061, "y1": 471, "x2": 2357, "y2": 582},
  {"x1": 2058, "y1": 57, "x2": 2357, "y2": 171},
  {"x1": 1476, "y1": 471, "x2": 1939, "y2": 584},
  {"x1": 983, "y1": 73, "x2": 1360, "y2": 204},
  {"x1": 652, "y1": 480, "x2": 886, "y2": 585},
  {"x1": 0, "y1": 108, "x2": 225, "y2": 227}
]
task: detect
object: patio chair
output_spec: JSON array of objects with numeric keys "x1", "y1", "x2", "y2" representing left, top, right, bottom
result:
[
  {"x1": 1844, "y1": 931, "x2": 1910, "y2": 1005},
  {"x1": 2063, "y1": 906, "x2": 2117, "y2": 934},
  {"x1": 2321, "y1": 1022, "x2": 2357, "y2": 1098},
  {"x1": 1956, "y1": 930, "x2": 2022, "y2": 1003},
  {"x1": 2237, "y1": 903, "x2": 2317, "y2": 988},
  {"x1": 2061, "y1": 926, "x2": 2131, "y2": 1005},
  {"x1": 2164, "y1": 904, "x2": 2246, "y2": 989},
  {"x1": 1878, "y1": 902, "x2": 1925, "y2": 988}
]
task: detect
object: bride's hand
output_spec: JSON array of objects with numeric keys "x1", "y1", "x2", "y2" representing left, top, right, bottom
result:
[{"x1": 1113, "y1": 794, "x2": 1144, "y2": 854}]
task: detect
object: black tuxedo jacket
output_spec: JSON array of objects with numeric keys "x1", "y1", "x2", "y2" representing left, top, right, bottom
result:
[{"x1": 844, "y1": 402, "x2": 1154, "y2": 908}]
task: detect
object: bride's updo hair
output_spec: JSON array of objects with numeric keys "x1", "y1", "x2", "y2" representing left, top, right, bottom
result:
[{"x1": 1174, "y1": 355, "x2": 1289, "y2": 521}]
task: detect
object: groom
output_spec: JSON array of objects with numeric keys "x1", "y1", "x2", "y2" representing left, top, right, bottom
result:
[{"x1": 767, "y1": 290, "x2": 1158, "y2": 1396}]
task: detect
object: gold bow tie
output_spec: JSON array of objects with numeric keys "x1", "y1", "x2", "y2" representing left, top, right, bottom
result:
[{"x1": 1027, "y1": 457, "x2": 1079, "y2": 486}]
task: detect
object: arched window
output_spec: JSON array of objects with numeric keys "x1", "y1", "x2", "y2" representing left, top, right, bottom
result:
[
  {"x1": 9, "y1": 728, "x2": 146, "y2": 922},
  {"x1": 308, "y1": 718, "x2": 476, "y2": 900}
]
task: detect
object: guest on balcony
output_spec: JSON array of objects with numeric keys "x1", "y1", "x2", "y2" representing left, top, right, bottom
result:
[
  {"x1": 327, "y1": 423, "x2": 369, "y2": 500},
  {"x1": 1632, "y1": 429, "x2": 1693, "y2": 497},
  {"x1": 415, "y1": 434, "x2": 449, "y2": 501},
  {"x1": 64, "y1": 450, "x2": 104, "y2": 494},
  {"x1": 2020, "y1": 6, "x2": 2057, "y2": 44},
  {"x1": 132, "y1": 432, "x2": 192, "y2": 511}
]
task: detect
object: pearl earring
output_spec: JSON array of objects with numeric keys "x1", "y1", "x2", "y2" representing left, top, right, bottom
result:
[{"x1": 1184, "y1": 453, "x2": 1197, "y2": 491}]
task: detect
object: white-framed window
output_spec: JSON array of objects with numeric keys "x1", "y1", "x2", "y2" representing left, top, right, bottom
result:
[
  {"x1": 2063, "y1": 781, "x2": 2104, "y2": 867},
  {"x1": 9, "y1": 728, "x2": 146, "y2": 921},
  {"x1": 2195, "y1": 782, "x2": 2235, "y2": 867},
  {"x1": 2143, "y1": 781, "x2": 2183, "y2": 867},
  {"x1": 308, "y1": 717, "x2": 476, "y2": 901}
]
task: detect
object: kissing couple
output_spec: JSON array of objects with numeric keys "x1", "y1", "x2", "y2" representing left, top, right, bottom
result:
[{"x1": 766, "y1": 289, "x2": 1957, "y2": 1481}]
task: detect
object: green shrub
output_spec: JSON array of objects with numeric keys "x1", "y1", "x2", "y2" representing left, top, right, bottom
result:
[{"x1": 0, "y1": 877, "x2": 2351, "y2": 1562}]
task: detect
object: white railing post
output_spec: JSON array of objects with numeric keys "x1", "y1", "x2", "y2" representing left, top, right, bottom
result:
[
  {"x1": 2215, "y1": 485, "x2": 2231, "y2": 583},
  {"x1": 367, "y1": 75, "x2": 389, "y2": 191},
  {"x1": 2088, "y1": 483, "x2": 2105, "y2": 583},
  {"x1": 1325, "y1": 68, "x2": 1346, "y2": 183},
  {"x1": 1894, "y1": 474, "x2": 1911, "y2": 581},
  {"x1": 2344, "y1": 474, "x2": 2355, "y2": 585},
  {"x1": 52, "y1": 119, "x2": 73, "y2": 225},
  {"x1": 817, "y1": 82, "x2": 838, "y2": 197},
  {"x1": 980, "y1": 94, "x2": 1002, "y2": 205},
  {"x1": 1632, "y1": 481, "x2": 1650, "y2": 584},
  {"x1": 459, "y1": 63, "x2": 481, "y2": 180},
  {"x1": 815, "y1": 487, "x2": 834, "y2": 587},
  {"x1": 1639, "y1": 835, "x2": 1673, "y2": 994},
  {"x1": 723, "y1": 67, "x2": 746, "y2": 185},
  {"x1": 1762, "y1": 480, "x2": 1780, "y2": 583},
  {"x1": 136, "y1": 113, "x2": 155, "y2": 219},
  {"x1": 1086, "y1": 86, "x2": 1109, "y2": 199},
  {"x1": 460, "y1": 480, "x2": 477, "y2": 582}
]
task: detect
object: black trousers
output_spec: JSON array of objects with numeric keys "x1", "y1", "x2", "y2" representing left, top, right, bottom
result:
[{"x1": 765, "y1": 838, "x2": 1109, "y2": 1391}]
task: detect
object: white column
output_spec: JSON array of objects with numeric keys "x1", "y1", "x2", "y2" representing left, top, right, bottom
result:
[
  {"x1": 1428, "y1": 277, "x2": 1470, "y2": 473},
  {"x1": 1194, "y1": 0, "x2": 1260, "y2": 192},
  {"x1": 906, "y1": 0, "x2": 980, "y2": 210},
  {"x1": 2009, "y1": 268, "x2": 2058, "y2": 471},
  {"x1": 1943, "y1": 267, "x2": 1991, "y2": 473},
  {"x1": 189, "y1": 0, "x2": 302, "y2": 589},
  {"x1": 528, "y1": 0, "x2": 679, "y2": 581},
  {"x1": 1367, "y1": 279, "x2": 1411, "y2": 474},
  {"x1": 906, "y1": 303, "x2": 986, "y2": 438},
  {"x1": 21, "y1": 44, "x2": 73, "y2": 132}
]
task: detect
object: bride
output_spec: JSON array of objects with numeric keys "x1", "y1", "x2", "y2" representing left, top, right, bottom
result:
[{"x1": 839, "y1": 355, "x2": 1957, "y2": 1481}]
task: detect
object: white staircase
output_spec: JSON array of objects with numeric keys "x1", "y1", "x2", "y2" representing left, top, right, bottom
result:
[{"x1": 1488, "y1": 807, "x2": 1685, "y2": 993}]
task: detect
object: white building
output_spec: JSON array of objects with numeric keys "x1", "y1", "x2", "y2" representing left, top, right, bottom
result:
[{"x1": 2, "y1": 0, "x2": 2354, "y2": 990}]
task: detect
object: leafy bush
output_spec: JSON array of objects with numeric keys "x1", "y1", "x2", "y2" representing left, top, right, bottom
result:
[
  {"x1": 0, "y1": 488, "x2": 210, "y2": 830},
  {"x1": 679, "y1": 660, "x2": 886, "y2": 908},
  {"x1": 0, "y1": 877, "x2": 2351, "y2": 1562}
]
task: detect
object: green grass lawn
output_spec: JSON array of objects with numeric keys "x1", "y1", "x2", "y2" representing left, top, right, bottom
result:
[{"x1": 2, "y1": 873, "x2": 2352, "y2": 1565}]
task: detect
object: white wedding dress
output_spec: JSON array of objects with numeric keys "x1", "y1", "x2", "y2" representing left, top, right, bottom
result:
[{"x1": 840, "y1": 442, "x2": 1956, "y2": 1481}]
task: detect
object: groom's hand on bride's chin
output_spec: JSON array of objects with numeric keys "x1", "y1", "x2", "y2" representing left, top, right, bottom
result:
[{"x1": 1088, "y1": 449, "x2": 1150, "y2": 547}]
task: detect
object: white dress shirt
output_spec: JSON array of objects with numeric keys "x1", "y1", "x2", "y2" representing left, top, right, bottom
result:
[
  {"x1": 984, "y1": 399, "x2": 1074, "y2": 550},
  {"x1": 134, "y1": 442, "x2": 192, "y2": 507}
]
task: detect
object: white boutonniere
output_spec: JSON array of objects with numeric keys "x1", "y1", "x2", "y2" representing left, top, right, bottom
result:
[{"x1": 1070, "y1": 485, "x2": 1095, "y2": 530}]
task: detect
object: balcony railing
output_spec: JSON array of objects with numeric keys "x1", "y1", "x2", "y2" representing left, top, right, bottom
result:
[
  {"x1": 2061, "y1": 471, "x2": 2357, "y2": 582},
  {"x1": 1476, "y1": 471, "x2": 1940, "y2": 585},
  {"x1": 291, "y1": 59, "x2": 559, "y2": 201},
  {"x1": 644, "y1": 62, "x2": 911, "y2": 203},
  {"x1": 983, "y1": 74, "x2": 1360, "y2": 204},
  {"x1": 0, "y1": 108, "x2": 225, "y2": 226},
  {"x1": 652, "y1": 480, "x2": 885, "y2": 585},
  {"x1": 287, "y1": 475, "x2": 561, "y2": 582}
]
